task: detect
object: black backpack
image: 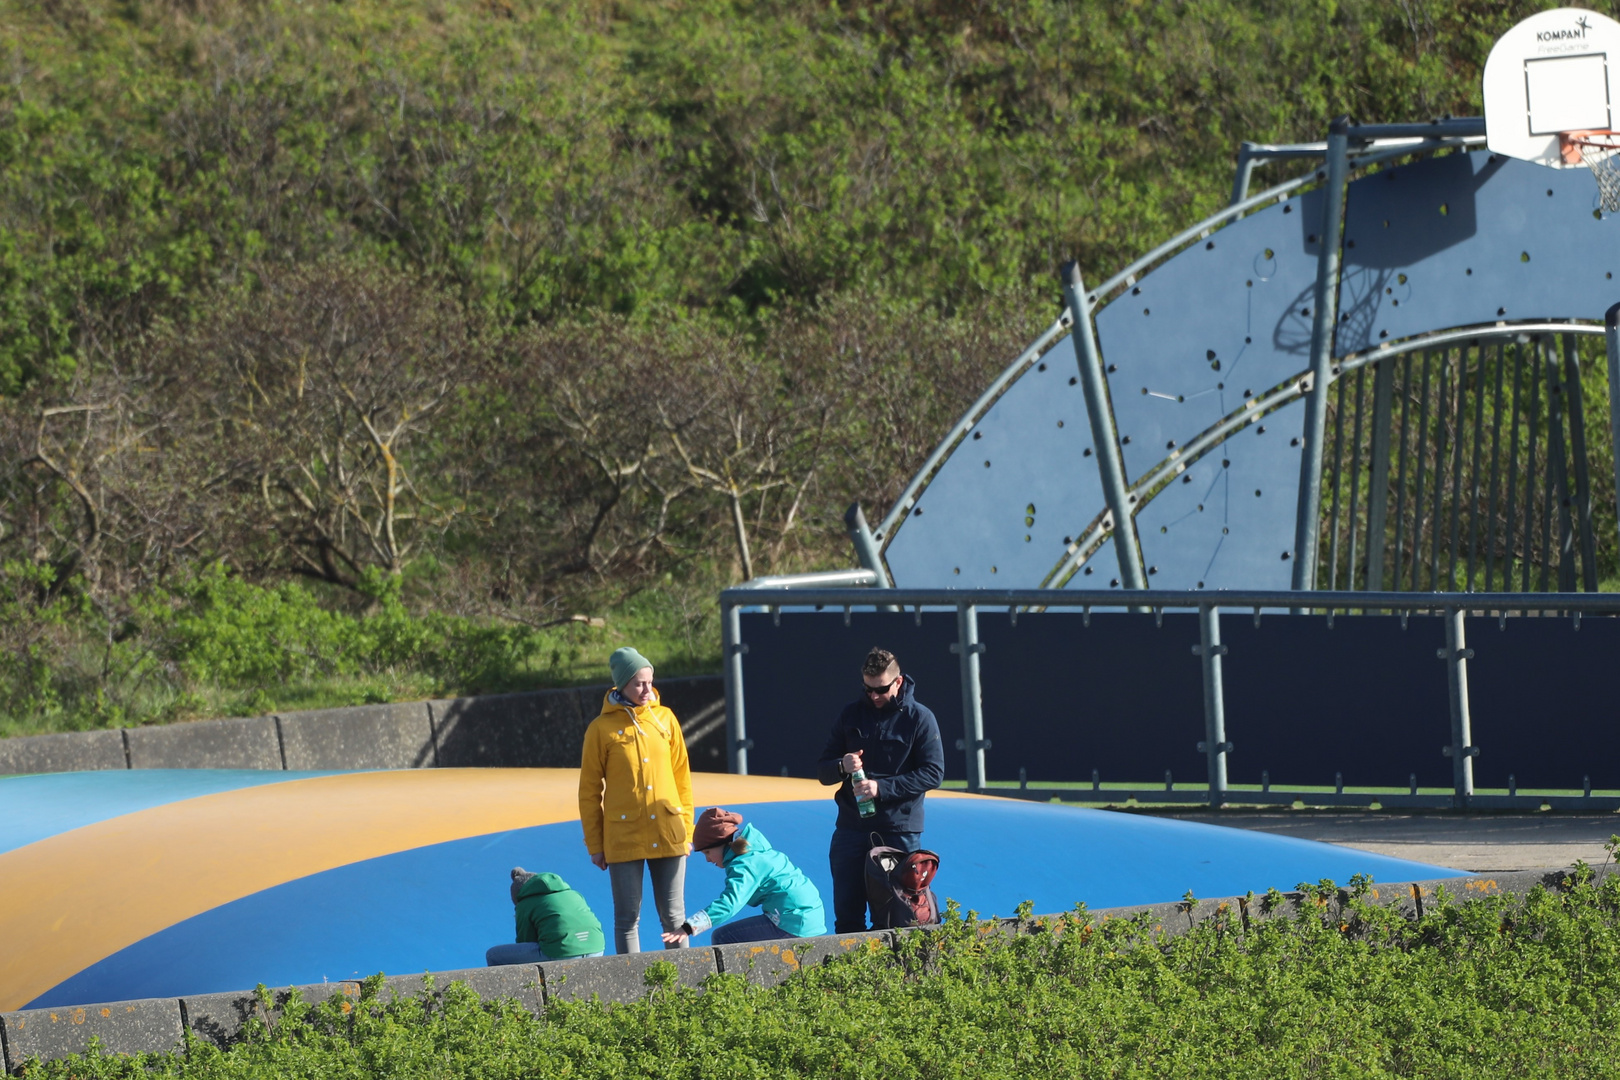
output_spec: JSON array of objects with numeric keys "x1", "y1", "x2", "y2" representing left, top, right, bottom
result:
[{"x1": 864, "y1": 836, "x2": 942, "y2": 929}]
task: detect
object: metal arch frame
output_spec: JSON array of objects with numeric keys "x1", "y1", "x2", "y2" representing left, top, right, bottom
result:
[
  {"x1": 871, "y1": 315, "x2": 1069, "y2": 546},
  {"x1": 1040, "y1": 320, "x2": 1607, "y2": 589},
  {"x1": 873, "y1": 124, "x2": 1490, "y2": 588},
  {"x1": 1131, "y1": 322, "x2": 1607, "y2": 501},
  {"x1": 1336, "y1": 322, "x2": 1608, "y2": 375}
]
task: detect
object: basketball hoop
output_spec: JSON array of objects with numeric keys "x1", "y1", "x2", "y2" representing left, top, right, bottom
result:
[{"x1": 1559, "y1": 130, "x2": 1620, "y2": 213}]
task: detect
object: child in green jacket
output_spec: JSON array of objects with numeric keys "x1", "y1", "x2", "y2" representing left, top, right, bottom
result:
[
  {"x1": 486, "y1": 868, "x2": 605, "y2": 965},
  {"x1": 662, "y1": 808, "x2": 826, "y2": 946}
]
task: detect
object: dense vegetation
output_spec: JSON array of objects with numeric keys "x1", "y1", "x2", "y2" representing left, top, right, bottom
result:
[
  {"x1": 0, "y1": 0, "x2": 1592, "y2": 735},
  {"x1": 24, "y1": 868, "x2": 1620, "y2": 1078}
]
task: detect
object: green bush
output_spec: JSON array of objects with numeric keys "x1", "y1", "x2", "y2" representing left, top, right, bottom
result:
[
  {"x1": 0, "y1": 560, "x2": 78, "y2": 724},
  {"x1": 23, "y1": 868, "x2": 1620, "y2": 1078},
  {"x1": 0, "y1": 563, "x2": 719, "y2": 737},
  {"x1": 165, "y1": 566, "x2": 383, "y2": 687}
]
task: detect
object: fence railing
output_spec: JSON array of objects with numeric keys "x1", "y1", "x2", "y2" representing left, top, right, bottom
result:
[
  {"x1": 1320, "y1": 328, "x2": 1613, "y2": 595},
  {"x1": 720, "y1": 585, "x2": 1620, "y2": 810}
]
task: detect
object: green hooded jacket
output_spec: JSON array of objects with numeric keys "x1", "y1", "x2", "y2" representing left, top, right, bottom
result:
[{"x1": 514, "y1": 872, "x2": 605, "y2": 958}]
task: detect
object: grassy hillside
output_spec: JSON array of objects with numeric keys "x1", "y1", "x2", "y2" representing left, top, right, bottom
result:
[
  {"x1": 1, "y1": 0, "x2": 1527, "y2": 390},
  {"x1": 0, "y1": 0, "x2": 1586, "y2": 735}
]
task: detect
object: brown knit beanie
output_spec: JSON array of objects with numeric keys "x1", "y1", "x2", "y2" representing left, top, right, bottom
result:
[{"x1": 692, "y1": 807, "x2": 744, "y2": 851}]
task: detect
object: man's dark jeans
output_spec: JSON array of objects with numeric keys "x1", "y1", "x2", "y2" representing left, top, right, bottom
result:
[{"x1": 829, "y1": 825, "x2": 921, "y2": 933}]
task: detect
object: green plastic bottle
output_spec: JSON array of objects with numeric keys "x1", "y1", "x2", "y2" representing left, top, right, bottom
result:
[{"x1": 850, "y1": 766, "x2": 877, "y2": 818}]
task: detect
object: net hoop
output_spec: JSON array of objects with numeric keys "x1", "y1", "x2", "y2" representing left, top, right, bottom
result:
[{"x1": 1559, "y1": 130, "x2": 1620, "y2": 213}]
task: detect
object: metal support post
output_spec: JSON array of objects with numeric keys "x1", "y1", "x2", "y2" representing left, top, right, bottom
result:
[
  {"x1": 952, "y1": 603, "x2": 989, "y2": 792},
  {"x1": 1561, "y1": 336, "x2": 1599, "y2": 592},
  {"x1": 1291, "y1": 117, "x2": 1352, "y2": 594},
  {"x1": 722, "y1": 601, "x2": 750, "y2": 774},
  {"x1": 1441, "y1": 608, "x2": 1477, "y2": 808},
  {"x1": 1364, "y1": 359, "x2": 1397, "y2": 590},
  {"x1": 1230, "y1": 142, "x2": 1259, "y2": 205},
  {"x1": 844, "y1": 502, "x2": 898, "y2": 611},
  {"x1": 1193, "y1": 605, "x2": 1230, "y2": 805},
  {"x1": 1606, "y1": 303, "x2": 1620, "y2": 558},
  {"x1": 1061, "y1": 260, "x2": 1148, "y2": 596},
  {"x1": 844, "y1": 502, "x2": 893, "y2": 587},
  {"x1": 1543, "y1": 344, "x2": 1576, "y2": 592}
]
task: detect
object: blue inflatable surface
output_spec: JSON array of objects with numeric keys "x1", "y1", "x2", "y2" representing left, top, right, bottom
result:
[{"x1": 0, "y1": 770, "x2": 1458, "y2": 1009}]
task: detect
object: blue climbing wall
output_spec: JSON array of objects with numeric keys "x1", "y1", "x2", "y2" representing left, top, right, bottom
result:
[{"x1": 881, "y1": 150, "x2": 1617, "y2": 591}]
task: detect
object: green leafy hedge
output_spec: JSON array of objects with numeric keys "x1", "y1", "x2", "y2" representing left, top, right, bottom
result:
[
  {"x1": 27, "y1": 868, "x2": 1620, "y2": 1078},
  {"x1": 0, "y1": 560, "x2": 715, "y2": 737}
]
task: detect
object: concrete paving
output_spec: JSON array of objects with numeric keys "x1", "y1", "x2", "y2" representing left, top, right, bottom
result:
[{"x1": 1158, "y1": 811, "x2": 1620, "y2": 873}]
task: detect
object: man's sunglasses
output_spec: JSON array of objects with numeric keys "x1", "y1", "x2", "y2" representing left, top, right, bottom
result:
[{"x1": 862, "y1": 677, "x2": 899, "y2": 697}]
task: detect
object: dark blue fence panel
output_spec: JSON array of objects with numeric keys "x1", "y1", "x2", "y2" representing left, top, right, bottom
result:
[
  {"x1": 739, "y1": 611, "x2": 963, "y2": 781},
  {"x1": 974, "y1": 612, "x2": 1204, "y2": 785},
  {"x1": 1220, "y1": 614, "x2": 1450, "y2": 789},
  {"x1": 738, "y1": 606, "x2": 1620, "y2": 793},
  {"x1": 740, "y1": 610, "x2": 1206, "y2": 786},
  {"x1": 1468, "y1": 615, "x2": 1620, "y2": 791}
]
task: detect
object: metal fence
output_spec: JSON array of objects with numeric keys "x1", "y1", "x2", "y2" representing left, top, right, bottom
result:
[
  {"x1": 1320, "y1": 328, "x2": 1613, "y2": 594},
  {"x1": 721, "y1": 584, "x2": 1620, "y2": 811}
]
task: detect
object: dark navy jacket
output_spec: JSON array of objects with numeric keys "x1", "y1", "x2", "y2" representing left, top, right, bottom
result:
[{"x1": 816, "y1": 675, "x2": 944, "y2": 834}]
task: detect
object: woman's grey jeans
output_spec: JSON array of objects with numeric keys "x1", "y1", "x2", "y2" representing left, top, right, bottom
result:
[{"x1": 608, "y1": 856, "x2": 687, "y2": 954}]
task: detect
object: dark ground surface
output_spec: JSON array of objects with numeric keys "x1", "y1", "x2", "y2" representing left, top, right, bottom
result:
[{"x1": 1156, "y1": 811, "x2": 1620, "y2": 872}]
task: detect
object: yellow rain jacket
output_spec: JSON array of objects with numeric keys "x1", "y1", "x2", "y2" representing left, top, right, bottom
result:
[{"x1": 579, "y1": 687, "x2": 695, "y2": 863}]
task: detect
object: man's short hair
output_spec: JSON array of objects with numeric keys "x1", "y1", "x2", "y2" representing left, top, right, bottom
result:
[{"x1": 862, "y1": 647, "x2": 899, "y2": 678}]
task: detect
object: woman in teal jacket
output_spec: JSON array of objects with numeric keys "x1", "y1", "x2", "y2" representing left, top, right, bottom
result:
[{"x1": 662, "y1": 808, "x2": 826, "y2": 946}]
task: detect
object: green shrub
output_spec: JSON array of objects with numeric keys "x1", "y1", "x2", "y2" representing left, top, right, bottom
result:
[
  {"x1": 0, "y1": 561, "x2": 76, "y2": 723},
  {"x1": 166, "y1": 566, "x2": 369, "y2": 687},
  {"x1": 24, "y1": 869, "x2": 1620, "y2": 1078},
  {"x1": 0, "y1": 563, "x2": 721, "y2": 737}
]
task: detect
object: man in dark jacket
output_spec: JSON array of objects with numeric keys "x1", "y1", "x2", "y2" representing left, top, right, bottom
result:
[{"x1": 817, "y1": 647, "x2": 945, "y2": 933}]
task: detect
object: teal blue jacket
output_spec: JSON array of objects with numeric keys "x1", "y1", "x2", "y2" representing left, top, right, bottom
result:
[
  {"x1": 514, "y1": 872, "x2": 605, "y2": 958},
  {"x1": 685, "y1": 823, "x2": 826, "y2": 938}
]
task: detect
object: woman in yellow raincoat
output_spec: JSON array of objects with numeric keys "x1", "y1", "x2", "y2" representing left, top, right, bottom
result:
[{"x1": 578, "y1": 647, "x2": 696, "y2": 953}]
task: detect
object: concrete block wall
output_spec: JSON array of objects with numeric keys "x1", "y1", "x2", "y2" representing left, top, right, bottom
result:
[
  {"x1": 712, "y1": 929, "x2": 895, "y2": 989},
  {"x1": 125, "y1": 716, "x2": 285, "y2": 770},
  {"x1": 0, "y1": 676, "x2": 725, "y2": 775},
  {"x1": 0, "y1": 869, "x2": 1576, "y2": 1072},
  {"x1": 538, "y1": 947, "x2": 719, "y2": 1004},
  {"x1": 279, "y1": 703, "x2": 437, "y2": 770},
  {"x1": 0, "y1": 998, "x2": 186, "y2": 1070},
  {"x1": 0, "y1": 730, "x2": 128, "y2": 775}
]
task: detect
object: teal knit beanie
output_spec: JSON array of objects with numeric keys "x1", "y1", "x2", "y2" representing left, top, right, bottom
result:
[{"x1": 610, "y1": 646, "x2": 654, "y2": 690}]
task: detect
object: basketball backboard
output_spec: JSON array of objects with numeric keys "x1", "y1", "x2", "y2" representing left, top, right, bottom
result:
[{"x1": 1484, "y1": 8, "x2": 1620, "y2": 168}]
